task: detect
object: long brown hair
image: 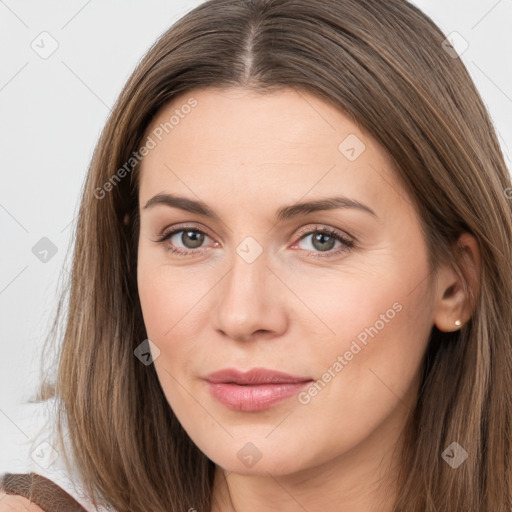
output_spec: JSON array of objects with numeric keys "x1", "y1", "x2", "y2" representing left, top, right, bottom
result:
[{"x1": 36, "y1": 0, "x2": 512, "y2": 510}]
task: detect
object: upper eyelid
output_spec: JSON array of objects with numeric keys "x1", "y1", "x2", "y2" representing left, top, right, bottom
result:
[
  {"x1": 295, "y1": 224, "x2": 350, "y2": 239},
  {"x1": 159, "y1": 222, "x2": 214, "y2": 239}
]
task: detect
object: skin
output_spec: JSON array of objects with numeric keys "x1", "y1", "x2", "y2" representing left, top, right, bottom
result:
[
  {"x1": 0, "y1": 493, "x2": 46, "y2": 511},
  {"x1": 136, "y1": 87, "x2": 480, "y2": 512}
]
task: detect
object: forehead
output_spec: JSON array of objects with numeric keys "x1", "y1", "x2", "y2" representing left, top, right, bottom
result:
[
  {"x1": 143, "y1": 86, "x2": 366, "y2": 158},
  {"x1": 138, "y1": 87, "x2": 405, "y2": 222}
]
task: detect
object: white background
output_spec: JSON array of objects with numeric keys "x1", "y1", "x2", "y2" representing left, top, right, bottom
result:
[{"x1": 1, "y1": 0, "x2": 511, "y2": 447}]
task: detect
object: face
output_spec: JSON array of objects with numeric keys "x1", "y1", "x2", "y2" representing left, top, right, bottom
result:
[{"x1": 137, "y1": 86, "x2": 437, "y2": 477}]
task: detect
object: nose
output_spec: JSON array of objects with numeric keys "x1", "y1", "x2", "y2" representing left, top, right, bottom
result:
[{"x1": 213, "y1": 244, "x2": 288, "y2": 342}]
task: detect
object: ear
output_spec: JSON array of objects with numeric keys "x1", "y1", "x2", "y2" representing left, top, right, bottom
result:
[{"x1": 433, "y1": 232, "x2": 481, "y2": 332}]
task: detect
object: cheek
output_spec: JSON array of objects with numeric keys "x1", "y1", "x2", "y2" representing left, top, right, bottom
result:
[
  {"x1": 136, "y1": 254, "x2": 203, "y2": 403},
  {"x1": 137, "y1": 249, "x2": 206, "y2": 340},
  {"x1": 137, "y1": 260, "x2": 171, "y2": 340},
  {"x1": 285, "y1": 277, "x2": 431, "y2": 469},
  {"x1": 289, "y1": 246, "x2": 433, "y2": 408}
]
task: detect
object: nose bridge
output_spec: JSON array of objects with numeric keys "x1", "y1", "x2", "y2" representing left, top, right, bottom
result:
[
  {"x1": 223, "y1": 237, "x2": 269, "y2": 316},
  {"x1": 214, "y1": 234, "x2": 285, "y2": 340}
]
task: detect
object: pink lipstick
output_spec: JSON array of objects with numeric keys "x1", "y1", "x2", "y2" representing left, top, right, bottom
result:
[{"x1": 204, "y1": 367, "x2": 313, "y2": 411}]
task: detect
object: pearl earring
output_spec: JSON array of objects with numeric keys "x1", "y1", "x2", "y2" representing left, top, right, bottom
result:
[{"x1": 454, "y1": 319, "x2": 461, "y2": 327}]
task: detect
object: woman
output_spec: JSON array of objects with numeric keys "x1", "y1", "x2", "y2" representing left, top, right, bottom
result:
[{"x1": 2, "y1": 0, "x2": 511, "y2": 510}]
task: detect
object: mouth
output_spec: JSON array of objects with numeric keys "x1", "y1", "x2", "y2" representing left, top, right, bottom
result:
[
  {"x1": 203, "y1": 367, "x2": 314, "y2": 411},
  {"x1": 204, "y1": 367, "x2": 313, "y2": 385}
]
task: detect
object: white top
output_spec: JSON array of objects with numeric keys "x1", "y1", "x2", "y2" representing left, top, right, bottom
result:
[{"x1": 0, "y1": 397, "x2": 115, "y2": 511}]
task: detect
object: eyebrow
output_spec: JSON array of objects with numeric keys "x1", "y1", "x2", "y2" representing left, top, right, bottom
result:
[{"x1": 143, "y1": 193, "x2": 378, "y2": 221}]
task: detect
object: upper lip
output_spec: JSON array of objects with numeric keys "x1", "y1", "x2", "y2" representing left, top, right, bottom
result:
[{"x1": 204, "y1": 367, "x2": 314, "y2": 385}]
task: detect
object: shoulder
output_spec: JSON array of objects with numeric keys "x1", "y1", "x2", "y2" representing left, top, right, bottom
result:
[
  {"x1": 0, "y1": 491, "x2": 46, "y2": 511},
  {"x1": 1, "y1": 399, "x2": 115, "y2": 512},
  {"x1": 0, "y1": 472, "x2": 88, "y2": 512}
]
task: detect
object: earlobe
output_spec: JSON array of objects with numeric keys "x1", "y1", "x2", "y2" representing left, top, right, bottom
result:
[
  {"x1": 433, "y1": 276, "x2": 466, "y2": 333},
  {"x1": 432, "y1": 232, "x2": 481, "y2": 333}
]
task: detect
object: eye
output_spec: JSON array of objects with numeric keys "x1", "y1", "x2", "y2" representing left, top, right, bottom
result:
[
  {"x1": 154, "y1": 224, "x2": 355, "y2": 259},
  {"x1": 155, "y1": 225, "x2": 215, "y2": 256},
  {"x1": 292, "y1": 226, "x2": 354, "y2": 258}
]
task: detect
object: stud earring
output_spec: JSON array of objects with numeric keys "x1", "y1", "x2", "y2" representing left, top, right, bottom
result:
[{"x1": 454, "y1": 319, "x2": 461, "y2": 327}]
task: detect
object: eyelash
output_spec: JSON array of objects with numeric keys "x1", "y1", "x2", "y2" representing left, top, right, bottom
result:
[{"x1": 154, "y1": 224, "x2": 355, "y2": 259}]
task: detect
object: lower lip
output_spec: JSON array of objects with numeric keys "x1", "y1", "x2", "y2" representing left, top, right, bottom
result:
[{"x1": 205, "y1": 381, "x2": 312, "y2": 411}]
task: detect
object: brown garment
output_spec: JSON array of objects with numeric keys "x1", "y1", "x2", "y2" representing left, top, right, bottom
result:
[{"x1": 0, "y1": 472, "x2": 87, "y2": 511}]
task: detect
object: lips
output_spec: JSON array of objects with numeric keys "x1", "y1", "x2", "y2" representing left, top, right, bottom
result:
[
  {"x1": 204, "y1": 367, "x2": 313, "y2": 385},
  {"x1": 203, "y1": 368, "x2": 314, "y2": 411}
]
